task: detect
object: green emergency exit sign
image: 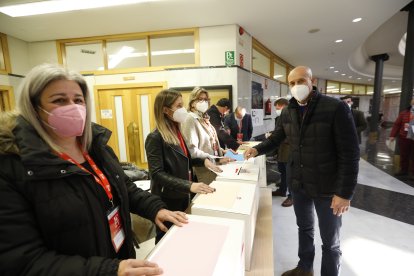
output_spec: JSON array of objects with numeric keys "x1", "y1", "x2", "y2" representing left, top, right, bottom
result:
[{"x1": 225, "y1": 51, "x2": 235, "y2": 66}]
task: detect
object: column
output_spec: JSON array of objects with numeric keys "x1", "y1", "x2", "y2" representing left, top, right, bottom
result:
[
  {"x1": 368, "y1": 53, "x2": 389, "y2": 141},
  {"x1": 400, "y1": 1, "x2": 414, "y2": 111}
]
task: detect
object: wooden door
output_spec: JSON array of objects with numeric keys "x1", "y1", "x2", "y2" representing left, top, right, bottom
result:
[
  {"x1": 95, "y1": 84, "x2": 165, "y2": 168},
  {"x1": 0, "y1": 86, "x2": 15, "y2": 112}
]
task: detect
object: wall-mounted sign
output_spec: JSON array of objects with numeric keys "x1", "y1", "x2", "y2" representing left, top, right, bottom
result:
[
  {"x1": 239, "y1": 53, "x2": 244, "y2": 68},
  {"x1": 225, "y1": 51, "x2": 235, "y2": 66},
  {"x1": 101, "y1": 109, "x2": 113, "y2": 119}
]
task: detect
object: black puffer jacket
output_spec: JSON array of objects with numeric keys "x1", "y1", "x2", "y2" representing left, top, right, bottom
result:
[
  {"x1": 0, "y1": 115, "x2": 166, "y2": 276},
  {"x1": 145, "y1": 129, "x2": 204, "y2": 199},
  {"x1": 255, "y1": 89, "x2": 360, "y2": 199}
]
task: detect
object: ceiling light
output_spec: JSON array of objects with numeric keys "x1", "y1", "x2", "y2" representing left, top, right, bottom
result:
[
  {"x1": 151, "y1": 49, "x2": 195, "y2": 56},
  {"x1": 399, "y1": 33, "x2": 406, "y2": 56},
  {"x1": 341, "y1": 73, "x2": 346, "y2": 76},
  {"x1": 329, "y1": 66, "x2": 335, "y2": 69},
  {"x1": 384, "y1": 88, "x2": 400, "y2": 92},
  {"x1": 348, "y1": 76, "x2": 353, "y2": 78},
  {"x1": 335, "y1": 39, "x2": 343, "y2": 43},
  {"x1": 0, "y1": 0, "x2": 158, "y2": 17},
  {"x1": 386, "y1": 90, "x2": 401, "y2": 94},
  {"x1": 308, "y1": 28, "x2": 320, "y2": 34},
  {"x1": 357, "y1": 77, "x2": 362, "y2": 80},
  {"x1": 352, "y1": 18, "x2": 362, "y2": 23},
  {"x1": 273, "y1": 74, "x2": 284, "y2": 79},
  {"x1": 334, "y1": 70, "x2": 339, "y2": 73}
]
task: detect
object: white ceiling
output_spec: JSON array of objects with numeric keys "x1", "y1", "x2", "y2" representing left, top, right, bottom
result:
[{"x1": 0, "y1": 0, "x2": 412, "y2": 91}]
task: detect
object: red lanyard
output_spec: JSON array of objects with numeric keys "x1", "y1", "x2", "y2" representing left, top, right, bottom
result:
[
  {"x1": 58, "y1": 151, "x2": 113, "y2": 203},
  {"x1": 177, "y1": 130, "x2": 188, "y2": 157}
]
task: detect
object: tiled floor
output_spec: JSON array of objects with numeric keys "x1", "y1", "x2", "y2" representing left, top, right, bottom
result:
[{"x1": 271, "y1": 127, "x2": 414, "y2": 276}]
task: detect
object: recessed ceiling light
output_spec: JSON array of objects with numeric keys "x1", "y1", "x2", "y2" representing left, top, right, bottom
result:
[
  {"x1": 352, "y1": 18, "x2": 362, "y2": 23},
  {"x1": 334, "y1": 70, "x2": 339, "y2": 73},
  {"x1": 357, "y1": 77, "x2": 362, "y2": 80},
  {"x1": 348, "y1": 76, "x2": 353, "y2": 78},
  {"x1": 0, "y1": 0, "x2": 157, "y2": 17},
  {"x1": 341, "y1": 73, "x2": 346, "y2": 76},
  {"x1": 308, "y1": 28, "x2": 320, "y2": 34},
  {"x1": 335, "y1": 39, "x2": 343, "y2": 43},
  {"x1": 329, "y1": 66, "x2": 335, "y2": 69}
]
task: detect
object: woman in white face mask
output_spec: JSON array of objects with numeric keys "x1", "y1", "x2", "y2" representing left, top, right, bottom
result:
[
  {"x1": 180, "y1": 87, "x2": 233, "y2": 184},
  {"x1": 145, "y1": 89, "x2": 222, "y2": 243}
]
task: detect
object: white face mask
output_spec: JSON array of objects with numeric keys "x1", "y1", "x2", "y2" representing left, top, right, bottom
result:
[
  {"x1": 195, "y1": 101, "x2": 209, "y2": 113},
  {"x1": 275, "y1": 109, "x2": 282, "y2": 116},
  {"x1": 347, "y1": 103, "x2": 352, "y2": 109},
  {"x1": 172, "y1": 107, "x2": 188, "y2": 123},
  {"x1": 290, "y1": 85, "x2": 310, "y2": 102}
]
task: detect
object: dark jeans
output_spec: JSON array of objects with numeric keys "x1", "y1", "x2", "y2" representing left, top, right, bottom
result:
[
  {"x1": 291, "y1": 189, "x2": 342, "y2": 276},
  {"x1": 155, "y1": 196, "x2": 190, "y2": 244},
  {"x1": 398, "y1": 136, "x2": 414, "y2": 173},
  {"x1": 277, "y1": 162, "x2": 290, "y2": 197}
]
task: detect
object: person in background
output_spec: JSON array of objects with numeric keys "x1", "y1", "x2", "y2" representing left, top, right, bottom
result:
[
  {"x1": 0, "y1": 64, "x2": 188, "y2": 276},
  {"x1": 340, "y1": 95, "x2": 367, "y2": 144},
  {"x1": 181, "y1": 87, "x2": 233, "y2": 184},
  {"x1": 145, "y1": 89, "x2": 221, "y2": 243},
  {"x1": 206, "y1": 98, "x2": 239, "y2": 150},
  {"x1": 271, "y1": 98, "x2": 292, "y2": 207},
  {"x1": 244, "y1": 66, "x2": 359, "y2": 276},
  {"x1": 389, "y1": 98, "x2": 414, "y2": 177},
  {"x1": 224, "y1": 106, "x2": 253, "y2": 142}
]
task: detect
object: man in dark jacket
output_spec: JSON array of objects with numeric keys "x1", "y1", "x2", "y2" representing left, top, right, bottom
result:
[
  {"x1": 340, "y1": 95, "x2": 367, "y2": 144},
  {"x1": 244, "y1": 66, "x2": 359, "y2": 276},
  {"x1": 224, "y1": 106, "x2": 253, "y2": 142},
  {"x1": 206, "y1": 98, "x2": 239, "y2": 150}
]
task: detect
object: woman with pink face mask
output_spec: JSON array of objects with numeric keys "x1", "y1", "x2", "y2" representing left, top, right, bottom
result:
[
  {"x1": 0, "y1": 64, "x2": 188, "y2": 276},
  {"x1": 145, "y1": 89, "x2": 222, "y2": 243}
]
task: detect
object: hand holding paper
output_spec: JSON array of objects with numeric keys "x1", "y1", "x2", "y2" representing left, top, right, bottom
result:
[{"x1": 224, "y1": 150, "x2": 244, "y2": 161}]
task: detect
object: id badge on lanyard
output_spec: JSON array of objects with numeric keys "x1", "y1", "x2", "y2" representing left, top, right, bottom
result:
[
  {"x1": 237, "y1": 132, "x2": 243, "y2": 142},
  {"x1": 213, "y1": 141, "x2": 219, "y2": 156},
  {"x1": 107, "y1": 206, "x2": 125, "y2": 253}
]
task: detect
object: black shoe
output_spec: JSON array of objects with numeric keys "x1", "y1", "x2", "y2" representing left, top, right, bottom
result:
[
  {"x1": 272, "y1": 189, "x2": 286, "y2": 197},
  {"x1": 281, "y1": 267, "x2": 313, "y2": 276},
  {"x1": 281, "y1": 197, "x2": 293, "y2": 207}
]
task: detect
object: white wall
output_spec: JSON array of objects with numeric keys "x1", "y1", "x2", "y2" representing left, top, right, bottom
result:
[
  {"x1": 236, "y1": 25, "x2": 252, "y2": 71},
  {"x1": 199, "y1": 25, "x2": 237, "y2": 66},
  {"x1": 0, "y1": 75, "x2": 9, "y2": 86},
  {"x1": 7, "y1": 36, "x2": 30, "y2": 76},
  {"x1": 29, "y1": 41, "x2": 59, "y2": 69}
]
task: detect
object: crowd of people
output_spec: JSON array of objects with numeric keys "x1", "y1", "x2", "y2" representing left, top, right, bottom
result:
[{"x1": 0, "y1": 63, "x2": 366, "y2": 276}]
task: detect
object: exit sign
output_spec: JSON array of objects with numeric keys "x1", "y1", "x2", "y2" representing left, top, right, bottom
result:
[{"x1": 225, "y1": 51, "x2": 235, "y2": 66}]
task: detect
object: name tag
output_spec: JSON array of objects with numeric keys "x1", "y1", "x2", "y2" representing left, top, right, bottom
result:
[{"x1": 107, "y1": 206, "x2": 125, "y2": 253}]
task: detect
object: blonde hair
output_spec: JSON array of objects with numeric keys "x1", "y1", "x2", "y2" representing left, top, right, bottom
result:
[
  {"x1": 0, "y1": 111, "x2": 19, "y2": 154},
  {"x1": 154, "y1": 89, "x2": 182, "y2": 145},
  {"x1": 188, "y1": 86, "x2": 209, "y2": 112},
  {"x1": 17, "y1": 63, "x2": 93, "y2": 152}
]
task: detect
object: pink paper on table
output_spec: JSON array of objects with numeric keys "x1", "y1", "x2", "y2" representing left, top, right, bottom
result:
[
  {"x1": 194, "y1": 183, "x2": 239, "y2": 209},
  {"x1": 148, "y1": 221, "x2": 229, "y2": 276}
]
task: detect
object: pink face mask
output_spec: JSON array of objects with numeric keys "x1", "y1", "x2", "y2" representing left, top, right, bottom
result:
[{"x1": 39, "y1": 104, "x2": 86, "y2": 137}]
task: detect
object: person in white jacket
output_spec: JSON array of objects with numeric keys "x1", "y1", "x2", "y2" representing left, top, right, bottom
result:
[{"x1": 181, "y1": 87, "x2": 233, "y2": 184}]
